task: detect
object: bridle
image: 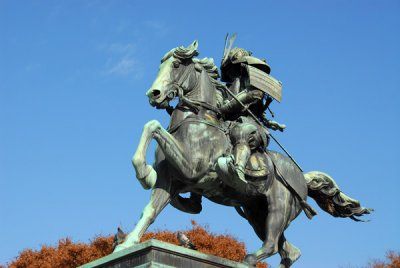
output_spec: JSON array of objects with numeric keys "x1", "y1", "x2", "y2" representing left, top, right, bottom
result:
[
  {"x1": 166, "y1": 59, "x2": 225, "y2": 134},
  {"x1": 169, "y1": 60, "x2": 221, "y2": 116}
]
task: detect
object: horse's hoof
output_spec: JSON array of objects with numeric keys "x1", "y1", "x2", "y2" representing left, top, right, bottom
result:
[
  {"x1": 279, "y1": 244, "x2": 301, "y2": 268},
  {"x1": 243, "y1": 254, "x2": 257, "y2": 267},
  {"x1": 113, "y1": 244, "x2": 128, "y2": 253}
]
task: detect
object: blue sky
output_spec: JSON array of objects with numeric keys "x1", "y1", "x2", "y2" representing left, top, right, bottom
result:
[{"x1": 1, "y1": 1, "x2": 399, "y2": 267}]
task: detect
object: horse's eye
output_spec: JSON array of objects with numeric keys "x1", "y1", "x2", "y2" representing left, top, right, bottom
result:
[{"x1": 173, "y1": 61, "x2": 180, "y2": 68}]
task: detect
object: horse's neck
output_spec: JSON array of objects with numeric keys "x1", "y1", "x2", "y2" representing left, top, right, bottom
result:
[
  {"x1": 169, "y1": 69, "x2": 218, "y2": 131},
  {"x1": 185, "y1": 69, "x2": 217, "y2": 106}
]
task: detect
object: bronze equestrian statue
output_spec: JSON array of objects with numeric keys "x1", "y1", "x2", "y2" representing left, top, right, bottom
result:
[{"x1": 113, "y1": 40, "x2": 372, "y2": 267}]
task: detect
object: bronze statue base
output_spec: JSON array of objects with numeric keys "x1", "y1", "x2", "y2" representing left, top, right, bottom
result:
[{"x1": 79, "y1": 239, "x2": 249, "y2": 268}]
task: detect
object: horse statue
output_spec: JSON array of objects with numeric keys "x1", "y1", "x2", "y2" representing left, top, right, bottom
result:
[{"x1": 114, "y1": 41, "x2": 372, "y2": 267}]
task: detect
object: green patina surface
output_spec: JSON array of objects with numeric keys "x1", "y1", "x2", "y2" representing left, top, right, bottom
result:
[
  {"x1": 79, "y1": 239, "x2": 249, "y2": 268},
  {"x1": 109, "y1": 39, "x2": 372, "y2": 267}
]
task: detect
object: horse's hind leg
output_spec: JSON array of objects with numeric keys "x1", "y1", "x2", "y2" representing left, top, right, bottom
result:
[
  {"x1": 245, "y1": 182, "x2": 292, "y2": 266},
  {"x1": 278, "y1": 233, "x2": 301, "y2": 268},
  {"x1": 114, "y1": 184, "x2": 171, "y2": 252}
]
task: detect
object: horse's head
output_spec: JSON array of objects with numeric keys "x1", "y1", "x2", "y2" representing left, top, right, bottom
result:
[{"x1": 146, "y1": 40, "x2": 199, "y2": 109}]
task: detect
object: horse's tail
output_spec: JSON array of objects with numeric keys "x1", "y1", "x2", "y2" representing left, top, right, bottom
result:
[{"x1": 304, "y1": 171, "x2": 373, "y2": 221}]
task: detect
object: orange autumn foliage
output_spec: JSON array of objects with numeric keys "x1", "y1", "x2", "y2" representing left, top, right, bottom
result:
[
  {"x1": 7, "y1": 236, "x2": 113, "y2": 268},
  {"x1": 7, "y1": 221, "x2": 268, "y2": 268},
  {"x1": 368, "y1": 251, "x2": 400, "y2": 268}
]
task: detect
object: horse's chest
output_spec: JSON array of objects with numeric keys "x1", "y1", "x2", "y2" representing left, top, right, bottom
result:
[{"x1": 177, "y1": 124, "x2": 227, "y2": 157}]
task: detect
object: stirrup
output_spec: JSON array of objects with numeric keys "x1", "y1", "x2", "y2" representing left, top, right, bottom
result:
[{"x1": 228, "y1": 161, "x2": 247, "y2": 184}]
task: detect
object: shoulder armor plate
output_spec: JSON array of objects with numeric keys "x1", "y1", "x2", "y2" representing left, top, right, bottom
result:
[{"x1": 243, "y1": 64, "x2": 282, "y2": 102}]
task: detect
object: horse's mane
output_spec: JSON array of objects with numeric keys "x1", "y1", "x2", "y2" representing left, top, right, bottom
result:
[
  {"x1": 194, "y1": 58, "x2": 226, "y2": 89},
  {"x1": 161, "y1": 46, "x2": 227, "y2": 107}
]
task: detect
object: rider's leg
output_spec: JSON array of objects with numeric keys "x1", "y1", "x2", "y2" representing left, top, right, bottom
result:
[
  {"x1": 216, "y1": 144, "x2": 257, "y2": 196},
  {"x1": 232, "y1": 142, "x2": 251, "y2": 182},
  {"x1": 230, "y1": 122, "x2": 259, "y2": 194},
  {"x1": 216, "y1": 121, "x2": 261, "y2": 195}
]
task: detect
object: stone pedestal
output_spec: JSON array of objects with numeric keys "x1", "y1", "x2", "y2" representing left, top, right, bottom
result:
[{"x1": 78, "y1": 239, "x2": 249, "y2": 268}]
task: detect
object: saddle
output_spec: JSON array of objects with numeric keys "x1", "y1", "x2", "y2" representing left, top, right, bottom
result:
[{"x1": 244, "y1": 150, "x2": 274, "y2": 178}]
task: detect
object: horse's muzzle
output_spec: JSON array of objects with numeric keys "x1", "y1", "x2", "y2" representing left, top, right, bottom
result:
[{"x1": 147, "y1": 89, "x2": 161, "y2": 100}]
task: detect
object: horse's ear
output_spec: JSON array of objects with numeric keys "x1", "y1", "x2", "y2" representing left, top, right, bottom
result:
[
  {"x1": 187, "y1": 40, "x2": 198, "y2": 51},
  {"x1": 174, "y1": 40, "x2": 199, "y2": 60}
]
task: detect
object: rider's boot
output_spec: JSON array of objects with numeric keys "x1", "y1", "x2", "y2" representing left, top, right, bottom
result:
[
  {"x1": 229, "y1": 143, "x2": 258, "y2": 196},
  {"x1": 216, "y1": 155, "x2": 258, "y2": 196},
  {"x1": 232, "y1": 143, "x2": 251, "y2": 184}
]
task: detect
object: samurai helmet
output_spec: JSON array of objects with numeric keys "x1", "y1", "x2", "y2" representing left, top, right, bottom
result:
[
  {"x1": 221, "y1": 47, "x2": 271, "y2": 82},
  {"x1": 227, "y1": 47, "x2": 252, "y2": 64}
]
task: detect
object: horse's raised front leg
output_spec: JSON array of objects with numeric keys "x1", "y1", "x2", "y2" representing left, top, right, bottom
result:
[
  {"x1": 132, "y1": 120, "x2": 163, "y2": 189},
  {"x1": 114, "y1": 185, "x2": 171, "y2": 252},
  {"x1": 132, "y1": 120, "x2": 197, "y2": 185}
]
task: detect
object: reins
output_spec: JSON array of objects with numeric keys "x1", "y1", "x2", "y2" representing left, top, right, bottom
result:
[
  {"x1": 167, "y1": 62, "x2": 225, "y2": 134},
  {"x1": 167, "y1": 117, "x2": 227, "y2": 134},
  {"x1": 172, "y1": 63, "x2": 221, "y2": 116}
]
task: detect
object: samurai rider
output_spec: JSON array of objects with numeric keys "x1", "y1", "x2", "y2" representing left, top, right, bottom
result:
[{"x1": 217, "y1": 47, "x2": 285, "y2": 195}]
